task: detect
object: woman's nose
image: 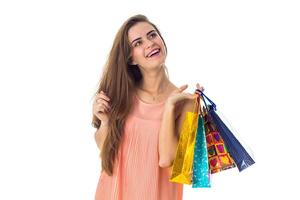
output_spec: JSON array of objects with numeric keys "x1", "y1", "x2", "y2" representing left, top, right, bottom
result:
[{"x1": 145, "y1": 39, "x2": 154, "y2": 49}]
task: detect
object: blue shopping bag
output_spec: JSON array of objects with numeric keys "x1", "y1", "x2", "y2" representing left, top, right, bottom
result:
[{"x1": 197, "y1": 90, "x2": 255, "y2": 172}]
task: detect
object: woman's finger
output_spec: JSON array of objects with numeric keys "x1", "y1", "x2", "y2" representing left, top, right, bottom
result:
[
  {"x1": 195, "y1": 90, "x2": 203, "y2": 95},
  {"x1": 96, "y1": 93, "x2": 110, "y2": 101},
  {"x1": 178, "y1": 84, "x2": 188, "y2": 92},
  {"x1": 99, "y1": 102, "x2": 110, "y2": 110},
  {"x1": 97, "y1": 104, "x2": 109, "y2": 113},
  {"x1": 196, "y1": 83, "x2": 205, "y2": 91},
  {"x1": 96, "y1": 99, "x2": 111, "y2": 109}
]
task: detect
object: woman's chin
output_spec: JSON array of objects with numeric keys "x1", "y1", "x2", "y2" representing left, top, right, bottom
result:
[
  {"x1": 148, "y1": 61, "x2": 166, "y2": 70},
  {"x1": 149, "y1": 58, "x2": 166, "y2": 68}
]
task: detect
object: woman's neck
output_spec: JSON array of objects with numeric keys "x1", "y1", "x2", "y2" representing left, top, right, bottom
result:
[{"x1": 138, "y1": 67, "x2": 170, "y2": 95}]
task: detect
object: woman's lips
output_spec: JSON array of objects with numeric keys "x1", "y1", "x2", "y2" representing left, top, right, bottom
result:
[{"x1": 146, "y1": 48, "x2": 161, "y2": 58}]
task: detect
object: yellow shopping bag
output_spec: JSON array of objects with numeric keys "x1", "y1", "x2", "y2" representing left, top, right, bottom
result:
[{"x1": 169, "y1": 98, "x2": 200, "y2": 184}]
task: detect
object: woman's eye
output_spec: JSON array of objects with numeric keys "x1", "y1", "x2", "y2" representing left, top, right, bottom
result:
[
  {"x1": 134, "y1": 41, "x2": 141, "y2": 47},
  {"x1": 149, "y1": 33, "x2": 157, "y2": 39}
]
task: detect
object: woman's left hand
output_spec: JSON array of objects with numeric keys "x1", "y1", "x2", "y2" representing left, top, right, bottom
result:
[{"x1": 165, "y1": 83, "x2": 205, "y2": 108}]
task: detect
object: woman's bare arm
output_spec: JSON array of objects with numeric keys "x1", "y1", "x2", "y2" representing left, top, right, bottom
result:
[
  {"x1": 158, "y1": 99, "x2": 194, "y2": 168},
  {"x1": 94, "y1": 124, "x2": 109, "y2": 152}
]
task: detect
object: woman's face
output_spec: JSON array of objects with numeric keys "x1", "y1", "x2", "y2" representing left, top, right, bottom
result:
[{"x1": 128, "y1": 22, "x2": 166, "y2": 70}]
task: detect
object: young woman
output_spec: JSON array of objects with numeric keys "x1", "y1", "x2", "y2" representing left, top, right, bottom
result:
[{"x1": 92, "y1": 14, "x2": 204, "y2": 200}]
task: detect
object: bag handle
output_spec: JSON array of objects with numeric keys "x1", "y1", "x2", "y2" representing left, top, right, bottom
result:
[
  {"x1": 191, "y1": 94, "x2": 201, "y2": 115},
  {"x1": 195, "y1": 89, "x2": 216, "y2": 132},
  {"x1": 195, "y1": 89, "x2": 217, "y2": 111}
]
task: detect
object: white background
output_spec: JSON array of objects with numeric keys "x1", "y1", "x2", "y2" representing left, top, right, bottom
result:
[{"x1": 0, "y1": 0, "x2": 299, "y2": 199}]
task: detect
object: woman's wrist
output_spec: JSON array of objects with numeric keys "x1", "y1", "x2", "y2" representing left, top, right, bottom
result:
[
  {"x1": 164, "y1": 101, "x2": 176, "y2": 112},
  {"x1": 101, "y1": 120, "x2": 109, "y2": 127}
]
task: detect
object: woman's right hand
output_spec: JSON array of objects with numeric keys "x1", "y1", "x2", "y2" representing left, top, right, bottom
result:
[{"x1": 93, "y1": 91, "x2": 111, "y2": 126}]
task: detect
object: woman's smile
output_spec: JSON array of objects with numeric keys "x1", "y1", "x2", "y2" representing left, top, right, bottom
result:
[{"x1": 146, "y1": 48, "x2": 161, "y2": 59}]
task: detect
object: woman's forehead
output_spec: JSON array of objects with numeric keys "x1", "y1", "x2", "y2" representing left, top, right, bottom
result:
[{"x1": 128, "y1": 22, "x2": 155, "y2": 42}]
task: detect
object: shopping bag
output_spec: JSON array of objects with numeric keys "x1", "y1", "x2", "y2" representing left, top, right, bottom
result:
[
  {"x1": 198, "y1": 90, "x2": 255, "y2": 172},
  {"x1": 192, "y1": 96, "x2": 211, "y2": 188},
  {"x1": 203, "y1": 107, "x2": 236, "y2": 174},
  {"x1": 170, "y1": 98, "x2": 199, "y2": 184}
]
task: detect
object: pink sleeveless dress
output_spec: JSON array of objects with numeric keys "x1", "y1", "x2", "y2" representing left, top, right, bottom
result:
[{"x1": 95, "y1": 95, "x2": 183, "y2": 200}]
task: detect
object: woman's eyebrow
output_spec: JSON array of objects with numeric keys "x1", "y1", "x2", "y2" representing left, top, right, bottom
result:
[{"x1": 130, "y1": 30, "x2": 156, "y2": 45}]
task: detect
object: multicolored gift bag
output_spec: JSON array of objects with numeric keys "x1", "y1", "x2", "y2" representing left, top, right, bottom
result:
[
  {"x1": 203, "y1": 108, "x2": 236, "y2": 174},
  {"x1": 170, "y1": 98, "x2": 200, "y2": 184},
  {"x1": 192, "y1": 96, "x2": 210, "y2": 188},
  {"x1": 198, "y1": 90, "x2": 255, "y2": 172}
]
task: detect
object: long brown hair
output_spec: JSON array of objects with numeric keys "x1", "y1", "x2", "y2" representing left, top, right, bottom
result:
[{"x1": 91, "y1": 14, "x2": 168, "y2": 176}]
